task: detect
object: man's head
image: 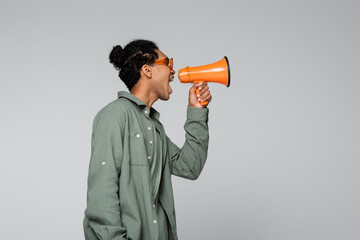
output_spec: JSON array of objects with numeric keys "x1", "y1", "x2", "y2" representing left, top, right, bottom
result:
[
  {"x1": 109, "y1": 39, "x2": 158, "y2": 90},
  {"x1": 109, "y1": 40, "x2": 175, "y2": 101}
]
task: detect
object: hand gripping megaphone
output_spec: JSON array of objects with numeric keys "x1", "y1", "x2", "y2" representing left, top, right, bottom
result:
[{"x1": 178, "y1": 57, "x2": 231, "y2": 106}]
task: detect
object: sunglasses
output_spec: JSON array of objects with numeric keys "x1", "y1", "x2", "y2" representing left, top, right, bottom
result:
[{"x1": 154, "y1": 57, "x2": 173, "y2": 70}]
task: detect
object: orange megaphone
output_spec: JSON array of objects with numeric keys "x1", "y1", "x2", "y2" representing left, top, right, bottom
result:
[{"x1": 178, "y1": 56, "x2": 230, "y2": 106}]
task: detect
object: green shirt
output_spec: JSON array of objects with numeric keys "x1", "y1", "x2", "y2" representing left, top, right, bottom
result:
[
  {"x1": 149, "y1": 119, "x2": 167, "y2": 239},
  {"x1": 83, "y1": 91, "x2": 209, "y2": 240},
  {"x1": 148, "y1": 114, "x2": 163, "y2": 204}
]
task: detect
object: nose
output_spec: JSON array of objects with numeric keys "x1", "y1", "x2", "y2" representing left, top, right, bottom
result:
[{"x1": 171, "y1": 69, "x2": 175, "y2": 74}]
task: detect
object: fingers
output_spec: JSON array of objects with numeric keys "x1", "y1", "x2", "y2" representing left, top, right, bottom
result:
[
  {"x1": 199, "y1": 89, "x2": 210, "y2": 102},
  {"x1": 188, "y1": 82, "x2": 212, "y2": 107},
  {"x1": 196, "y1": 82, "x2": 206, "y2": 91},
  {"x1": 202, "y1": 92, "x2": 212, "y2": 103},
  {"x1": 195, "y1": 82, "x2": 211, "y2": 103},
  {"x1": 197, "y1": 85, "x2": 209, "y2": 98},
  {"x1": 190, "y1": 82, "x2": 203, "y2": 91}
]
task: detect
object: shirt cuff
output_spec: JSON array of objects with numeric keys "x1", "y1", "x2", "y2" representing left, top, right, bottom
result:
[{"x1": 187, "y1": 106, "x2": 209, "y2": 122}]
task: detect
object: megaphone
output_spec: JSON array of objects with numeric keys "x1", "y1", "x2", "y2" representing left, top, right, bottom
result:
[{"x1": 178, "y1": 56, "x2": 230, "y2": 106}]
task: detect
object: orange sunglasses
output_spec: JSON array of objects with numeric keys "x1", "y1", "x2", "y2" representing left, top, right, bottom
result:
[{"x1": 154, "y1": 57, "x2": 173, "y2": 70}]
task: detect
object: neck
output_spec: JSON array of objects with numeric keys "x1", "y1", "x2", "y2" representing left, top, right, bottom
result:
[{"x1": 130, "y1": 82, "x2": 157, "y2": 109}]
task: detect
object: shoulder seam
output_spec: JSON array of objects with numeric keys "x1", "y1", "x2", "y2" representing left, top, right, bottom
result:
[{"x1": 96, "y1": 111, "x2": 125, "y2": 129}]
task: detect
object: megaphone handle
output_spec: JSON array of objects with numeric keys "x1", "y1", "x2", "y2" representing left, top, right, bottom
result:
[{"x1": 195, "y1": 81, "x2": 208, "y2": 106}]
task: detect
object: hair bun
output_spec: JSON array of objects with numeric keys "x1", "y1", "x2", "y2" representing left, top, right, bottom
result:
[{"x1": 109, "y1": 45, "x2": 124, "y2": 70}]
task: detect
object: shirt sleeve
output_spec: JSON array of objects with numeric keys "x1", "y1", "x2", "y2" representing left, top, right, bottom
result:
[
  {"x1": 84, "y1": 112, "x2": 127, "y2": 240},
  {"x1": 167, "y1": 106, "x2": 209, "y2": 180}
]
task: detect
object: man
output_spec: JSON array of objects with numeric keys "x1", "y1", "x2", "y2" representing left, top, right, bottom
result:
[{"x1": 83, "y1": 39, "x2": 211, "y2": 240}]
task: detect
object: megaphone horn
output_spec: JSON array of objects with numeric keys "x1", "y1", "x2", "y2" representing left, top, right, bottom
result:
[
  {"x1": 178, "y1": 56, "x2": 231, "y2": 87},
  {"x1": 178, "y1": 56, "x2": 231, "y2": 105}
]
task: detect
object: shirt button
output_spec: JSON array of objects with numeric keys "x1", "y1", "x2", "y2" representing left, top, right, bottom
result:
[
  {"x1": 136, "y1": 134, "x2": 140, "y2": 138},
  {"x1": 148, "y1": 156, "x2": 151, "y2": 160},
  {"x1": 150, "y1": 140, "x2": 153, "y2": 144},
  {"x1": 101, "y1": 162, "x2": 106, "y2": 166},
  {"x1": 144, "y1": 110, "x2": 149, "y2": 114},
  {"x1": 153, "y1": 204, "x2": 156, "y2": 208},
  {"x1": 153, "y1": 220, "x2": 157, "y2": 224},
  {"x1": 148, "y1": 127, "x2": 151, "y2": 130}
]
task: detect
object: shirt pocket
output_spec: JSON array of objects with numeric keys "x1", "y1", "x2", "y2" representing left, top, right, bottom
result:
[{"x1": 129, "y1": 131, "x2": 149, "y2": 166}]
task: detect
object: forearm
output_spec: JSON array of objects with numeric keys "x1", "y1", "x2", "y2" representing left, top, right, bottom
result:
[{"x1": 170, "y1": 106, "x2": 209, "y2": 180}]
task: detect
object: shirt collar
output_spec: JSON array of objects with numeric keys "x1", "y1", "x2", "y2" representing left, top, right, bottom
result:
[{"x1": 117, "y1": 91, "x2": 161, "y2": 121}]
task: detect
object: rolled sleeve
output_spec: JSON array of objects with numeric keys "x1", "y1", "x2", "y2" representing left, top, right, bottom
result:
[
  {"x1": 84, "y1": 112, "x2": 127, "y2": 240},
  {"x1": 187, "y1": 106, "x2": 209, "y2": 122}
]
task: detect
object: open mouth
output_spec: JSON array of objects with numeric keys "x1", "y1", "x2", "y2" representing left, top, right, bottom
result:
[
  {"x1": 168, "y1": 81, "x2": 173, "y2": 94},
  {"x1": 169, "y1": 75, "x2": 174, "y2": 94}
]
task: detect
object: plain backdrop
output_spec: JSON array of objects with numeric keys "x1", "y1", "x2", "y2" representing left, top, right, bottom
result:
[{"x1": 1, "y1": 0, "x2": 359, "y2": 239}]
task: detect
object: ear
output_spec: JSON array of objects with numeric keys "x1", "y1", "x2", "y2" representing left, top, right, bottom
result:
[{"x1": 141, "y1": 64, "x2": 152, "y2": 78}]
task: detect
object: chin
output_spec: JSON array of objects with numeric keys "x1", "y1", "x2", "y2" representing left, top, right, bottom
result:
[{"x1": 160, "y1": 94, "x2": 170, "y2": 101}]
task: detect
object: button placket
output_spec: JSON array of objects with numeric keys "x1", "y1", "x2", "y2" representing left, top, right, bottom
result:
[{"x1": 146, "y1": 117, "x2": 155, "y2": 162}]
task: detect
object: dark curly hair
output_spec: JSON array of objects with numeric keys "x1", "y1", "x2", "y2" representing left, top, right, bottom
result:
[{"x1": 109, "y1": 39, "x2": 159, "y2": 90}]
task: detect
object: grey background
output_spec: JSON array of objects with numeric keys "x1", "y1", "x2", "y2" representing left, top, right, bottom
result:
[{"x1": 1, "y1": 0, "x2": 359, "y2": 239}]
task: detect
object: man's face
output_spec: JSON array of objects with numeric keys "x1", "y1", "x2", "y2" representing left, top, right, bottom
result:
[{"x1": 151, "y1": 49, "x2": 175, "y2": 101}]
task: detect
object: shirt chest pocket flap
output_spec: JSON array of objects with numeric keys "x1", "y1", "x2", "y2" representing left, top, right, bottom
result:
[{"x1": 129, "y1": 131, "x2": 149, "y2": 166}]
